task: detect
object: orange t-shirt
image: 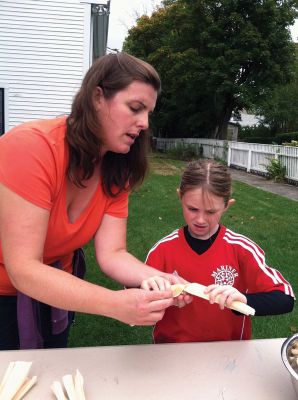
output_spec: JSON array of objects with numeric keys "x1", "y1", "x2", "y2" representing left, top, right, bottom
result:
[{"x1": 0, "y1": 117, "x2": 129, "y2": 295}]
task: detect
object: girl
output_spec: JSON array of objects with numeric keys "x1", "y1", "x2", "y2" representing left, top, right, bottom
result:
[{"x1": 142, "y1": 159, "x2": 294, "y2": 343}]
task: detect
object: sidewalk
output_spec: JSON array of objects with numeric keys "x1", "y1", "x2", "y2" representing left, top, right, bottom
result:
[{"x1": 229, "y1": 168, "x2": 298, "y2": 202}]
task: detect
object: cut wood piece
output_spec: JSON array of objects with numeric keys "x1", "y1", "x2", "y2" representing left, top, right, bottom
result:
[
  {"x1": 288, "y1": 356, "x2": 298, "y2": 368},
  {"x1": 62, "y1": 374, "x2": 77, "y2": 400},
  {"x1": 183, "y1": 283, "x2": 255, "y2": 316},
  {"x1": 74, "y1": 370, "x2": 86, "y2": 400},
  {"x1": 0, "y1": 362, "x2": 15, "y2": 395},
  {"x1": 0, "y1": 361, "x2": 33, "y2": 400},
  {"x1": 291, "y1": 348, "x2": 298, "y2": 355},
  {"x1": 12, "y1": 376, "x2": 37, "y2": 400},
  {"x1": 53, "y1": 370, "x2": 87, "y2": 400},
  {"x1": 171, "y1": 284, "x2": 186, "y2": 297},
  {"x1": 51, "y1": 381, "x2": 67, "y2": 400}
]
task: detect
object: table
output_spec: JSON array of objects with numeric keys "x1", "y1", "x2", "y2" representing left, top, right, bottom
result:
[{"x1": 0, "y1": 338, "x2": 295, "y2": 399}]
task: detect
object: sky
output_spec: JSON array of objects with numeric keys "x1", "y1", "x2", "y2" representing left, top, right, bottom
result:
[
  {"x1": 107, "y1": 0, "x2": 298, "y2": 51},
  {"x1": 107, "y1": 0, "x2": 162, "y2": 51}
]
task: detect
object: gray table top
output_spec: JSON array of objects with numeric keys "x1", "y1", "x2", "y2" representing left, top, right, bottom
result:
[{"x1": 0, "y1": 338, "x2": 295, "y2": 400}]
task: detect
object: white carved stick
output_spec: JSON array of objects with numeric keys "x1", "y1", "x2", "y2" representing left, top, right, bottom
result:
[{"x1": 171, "y1": 283, "x2": 255, "y2": 316}]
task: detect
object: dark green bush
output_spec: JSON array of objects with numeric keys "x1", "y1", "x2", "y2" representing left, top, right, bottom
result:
[
  {"x1": 241, "y1": 136, "x2": 277, "y2": 144},
  {"x1": 282, "y1": 140, "x2": 298, "y2": 147},
  {"x1": 166, "y1": 143, "x2": 199, "y2": 161},
  {"x1": 238, "y1": 125, "x2": 272, "y2": 141},
  {"x1": 274, "y1": 132, "x2": 298, "y2": 144}
]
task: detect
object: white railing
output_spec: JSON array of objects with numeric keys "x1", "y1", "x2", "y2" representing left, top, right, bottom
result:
[{"x1": 155, "y1": 138, "x2": 298, "y2": 183}]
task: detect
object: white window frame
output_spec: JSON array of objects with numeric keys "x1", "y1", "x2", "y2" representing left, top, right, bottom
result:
[
  {"x1": 80, "y1": 0, "x2": 109, "y2": 5},
  {"x1": 0, "y1": 83, "x2": 9, "y2": 134},
  {"x1": 81, "y1": 3, "x2": 92, "y2": 73}
]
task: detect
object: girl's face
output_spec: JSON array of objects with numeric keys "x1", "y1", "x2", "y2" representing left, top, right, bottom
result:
[
  {"x1": 94, "y1": 80, "x2": 158, "y2": 155},
  {"x1": 179, "y1": 187, "x2": 230, "y2": 240}
]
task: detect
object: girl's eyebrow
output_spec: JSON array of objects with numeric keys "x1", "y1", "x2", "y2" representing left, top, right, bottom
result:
[{"x1": 186, "y1": 204, "x2": 199, "y2": 209}]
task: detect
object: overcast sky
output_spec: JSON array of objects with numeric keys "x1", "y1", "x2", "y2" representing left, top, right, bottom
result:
[
  {"x1": 107, "y1": 0, "x2": 298, "y2": 51},
  {"x1": 107, "y1": 0, "x2": 162, "y2": 51}
]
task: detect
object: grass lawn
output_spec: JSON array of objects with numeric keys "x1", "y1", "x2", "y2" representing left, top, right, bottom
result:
[{"x1": 69, "y1": 154, "x2": 297, "y2": 347}]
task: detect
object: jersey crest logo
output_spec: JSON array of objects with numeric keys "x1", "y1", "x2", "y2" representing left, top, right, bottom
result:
[{"x1": 211, "y1": 265, "x2": 238, "y2": 286}]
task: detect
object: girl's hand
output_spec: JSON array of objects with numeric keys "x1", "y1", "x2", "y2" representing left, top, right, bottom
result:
[
  {"x1": 140, "y1": 275, "x2": 193, "y2": 308},
  {"x1": 204, "y1": 284, "x2": 247, "y2": 310}
]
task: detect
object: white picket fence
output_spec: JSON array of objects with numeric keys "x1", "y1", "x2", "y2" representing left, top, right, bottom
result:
[{"x1": 155, "y1": 138, "x2": 298, "y2": 183}]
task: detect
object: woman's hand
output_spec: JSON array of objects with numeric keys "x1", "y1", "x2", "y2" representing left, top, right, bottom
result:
[
  {"x1": 204, "y1": 284, "x2": 247, "y2": 310},
  {"x1": 112, "y1": 288, "x2": 174, "y2": 326},
  {"x1": 140, "y1": 275, "x2": 193, "y2": 309},
  {"x1": 141, "y1": 275, "x2": 172, "y2": 291}
]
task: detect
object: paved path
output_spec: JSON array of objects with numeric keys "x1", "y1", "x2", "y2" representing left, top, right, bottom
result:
[{"x1": 229, "y1": 168, "x2": 298, "y2": 202}]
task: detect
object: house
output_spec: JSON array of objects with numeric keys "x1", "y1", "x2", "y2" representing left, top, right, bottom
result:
[
  {"x1": 0, "y1": 0, "x2": 110, "y2": 135},
  {"x1": 227, "y1": 109, "x2": 264, "y2": 141}
]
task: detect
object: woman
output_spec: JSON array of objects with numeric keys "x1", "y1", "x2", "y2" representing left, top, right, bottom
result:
[{"x1": 0, "y1": 53, "x2": 184, "y2": 350}]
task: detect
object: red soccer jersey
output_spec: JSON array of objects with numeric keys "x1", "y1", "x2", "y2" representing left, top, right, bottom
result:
[{"x1": 146, "y1": 226, "x2": 294, "y2": 343}]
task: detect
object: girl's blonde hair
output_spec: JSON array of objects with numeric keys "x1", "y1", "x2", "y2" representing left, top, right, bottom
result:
[{"x1": 179, "y1": 159, "x2": 232, "y2": 206}]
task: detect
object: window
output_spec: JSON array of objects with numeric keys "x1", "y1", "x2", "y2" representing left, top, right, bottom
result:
[
  {"x1": 91, "y1": 1, "x2": 111, "y2": 61},
  {"x1": 80, "y1": 1, "x2": 111, "y2": 68}
]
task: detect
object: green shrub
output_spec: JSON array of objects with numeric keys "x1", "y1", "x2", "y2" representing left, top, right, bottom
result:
[
  {"x1": 275, "y1": 132, "x2": 298, "y2": 144},
  {"x1": 239, "y1": 126, "x2": 298, "y2": 145},
  {"x1": 239, "y1": 125, "x2": 272, "y2": 141},
  {"x1": 242, "y1": 136, "x2": 276, "y2": 144},
  {"x1": 264, "y1": 158, "x2": 286, "y2": 182},
  {"x1": 166, "y1": 143, "x2": 199, "y2": 161},
  {"x1": 282, "y1": 140, "x2": 298, "y2": 147}
]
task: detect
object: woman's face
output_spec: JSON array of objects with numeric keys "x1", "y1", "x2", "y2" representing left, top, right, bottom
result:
[
  {"x1": 94, "y1": 80, "x2": 158, "y2": 155},
  {"x1": 180, "y1": 187, "x2": 229, "y2": 240}
]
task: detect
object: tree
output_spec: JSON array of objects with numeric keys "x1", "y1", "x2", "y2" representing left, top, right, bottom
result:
[
  {"x1": 256, "y1": 44, "x2": 298, "y2": 133},
  {"x1": 123, "y1": 0, "x2": 298, "y2": 139}
]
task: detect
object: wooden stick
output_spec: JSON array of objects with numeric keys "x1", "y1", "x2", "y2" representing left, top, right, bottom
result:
[
  {"x1": 0, "y1": 362, "x2": 33, "y2": 400},
  {"x1": 171, "y1": 284, "x2": 185, "y2": 297},
  {"x1": 13, "y1": 376, "x2": 37, "y2": 400},
  {"x1": 171, "y1": 283, "x2": 255, "y2": 316},
  {"x1": 51, "y1": 381, "x2": 67, "y2": 400},
  {"x1": 74, "y1": 370, "x2": 86, "y2": 400},
  {"x1": 62, "y1": 374, "x2": 77, "y2": 400},
  {"x1": 0, "y1": 362, "x2": 15, "y2": 395},
  {"x1": 52, "y1": 370, "x2": 87, "y2": 400}
]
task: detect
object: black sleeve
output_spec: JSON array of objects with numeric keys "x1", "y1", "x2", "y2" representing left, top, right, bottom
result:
[{"x1": 245, "y1": 291, "x2": 294, "y2": 316}]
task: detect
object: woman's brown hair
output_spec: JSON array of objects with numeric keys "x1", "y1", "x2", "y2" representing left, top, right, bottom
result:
[
  {"x1": 179, "y1": 159, "x2": 232, "y2": 206},
  {"x1": 66, "y1": 52, "x2": 161, "y2": 196}
]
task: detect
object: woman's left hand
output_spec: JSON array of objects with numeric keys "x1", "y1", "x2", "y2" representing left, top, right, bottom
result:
[
  {"x1": 141, "y1": 275, "x2": 172, "y2": 291},
  {"x1": 141, "y1": 275, "x2": 193, "y2": 308},
  {"x1": 204, "y1": 284, "x2": 247, "y2": 310}
]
